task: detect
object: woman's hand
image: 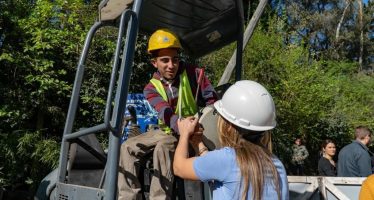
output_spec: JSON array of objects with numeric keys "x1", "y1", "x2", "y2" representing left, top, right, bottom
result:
[
  {"x1": 177, "y1": 116, "x2": 199, "y2": 139},
  {"x1": 190, "y1": 125, "x2": 204, "y2": 148},
  {"x1": 174, "y1": 116, "x2": 200, "y2": 180}
]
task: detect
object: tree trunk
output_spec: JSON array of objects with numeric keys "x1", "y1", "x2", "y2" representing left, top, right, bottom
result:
[
  {"x1": 358, "y1": 0, "x2": 363, "y2": 71},
  {"x1": 218, "y1": 0, "x2": 267, "y2": 86},
  {"x1": 336, "y1": 0, "x2": 351, "y2": 40},
  {"x1": 37, "y1": 108, "x2": 44, "y2": 129}
]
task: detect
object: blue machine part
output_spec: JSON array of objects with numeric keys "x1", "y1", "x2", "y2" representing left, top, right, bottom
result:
[{"x1": 121, "y1": 93, "x2": 158, "y2": 142}]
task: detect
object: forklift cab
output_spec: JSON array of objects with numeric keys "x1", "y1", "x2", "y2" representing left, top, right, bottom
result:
[{"x1": 36, "y1": 0, "x2": 246, "y2": 199}]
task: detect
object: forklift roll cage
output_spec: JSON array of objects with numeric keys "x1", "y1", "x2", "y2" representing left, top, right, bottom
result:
[{"x1": 54, "y1": 0, "x2": 245, "y2": 199}]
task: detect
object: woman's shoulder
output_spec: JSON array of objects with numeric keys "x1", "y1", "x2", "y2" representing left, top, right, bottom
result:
[
  {"x1": 205, "y1": 147, "x2": 236, "y2": 162},
  {"x1": 215, "y1": 147, "x2": 235, "y2": 156},
  {"x1": 318, "y1": 156, "x2": 329, "y2": 163},
  {"x1": 318, "y1": 157, "x2": 331, "y2": 167},
  {"x1": 195, "y1": 147, "x2": 237, "y2": 171},
  {"x1": 271, "y1": 155, "x2": 287, "y2": 176}
]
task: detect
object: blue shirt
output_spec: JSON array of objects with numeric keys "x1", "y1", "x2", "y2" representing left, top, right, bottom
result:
[{"x1": 193, "y1": 147, "x2": 289, "y2": 200}]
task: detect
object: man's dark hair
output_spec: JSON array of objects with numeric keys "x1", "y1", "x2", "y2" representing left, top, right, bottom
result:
[
  {"x1": 150, "y1": 50, "x2": 159, "y2": 58},
  {"x1": 355, "y1": 126, "x2": 372, "y2": 140}
]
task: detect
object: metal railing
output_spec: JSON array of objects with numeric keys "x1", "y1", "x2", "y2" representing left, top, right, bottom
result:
[
  {"x1": 54, "y1": 0, "x2": 143, "y2": 199},
  {"x1": 288, "y1": 176, "x2": 365, "y2": 200}
]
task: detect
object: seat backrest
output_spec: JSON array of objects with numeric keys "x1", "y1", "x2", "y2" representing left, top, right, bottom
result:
[
  {"x1": 66, "y1": 134, "x2": 107, "y2": 187},
  {"x1": 68, "y1": 134, "x2": 106, "y2": 170}
]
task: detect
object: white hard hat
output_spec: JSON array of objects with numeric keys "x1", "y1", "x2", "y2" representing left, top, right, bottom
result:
[{"x1": 213, "y1": 80, "x2": 276, "y2": 131}]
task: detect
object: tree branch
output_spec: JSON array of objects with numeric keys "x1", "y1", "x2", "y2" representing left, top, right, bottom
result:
[{"x1": 218, "y1": 0, "x2": 267, "y2": 86}]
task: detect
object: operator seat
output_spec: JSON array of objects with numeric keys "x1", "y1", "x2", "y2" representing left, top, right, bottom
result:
[{"x1": 67, "y1": 133, "x2": 107, "y2": 187}]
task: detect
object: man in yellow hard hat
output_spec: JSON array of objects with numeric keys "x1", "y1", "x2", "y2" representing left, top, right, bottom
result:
[{"x1": 118, "y1": 29, "x2": 218, "y2": 200}]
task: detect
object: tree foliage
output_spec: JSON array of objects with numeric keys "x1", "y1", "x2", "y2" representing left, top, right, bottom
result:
[
  {"x1": 0, "y1": 0, "x2": 373, "y2": 196},
  {"x1": 279, "y1": 0, "x2": 374, "y2": 71},
  {"x1": 0, "y1": 131, "x2": 59, "y2": 192},
  {"x1": 0, "y1": 0, "x2": 110, "y2": 193},
  {"x1": 0, "y1": 0, "x2": 155, "y2": 193},
  {"x1": 201, "y1": 13, "x2": 373, "y2": 174}
]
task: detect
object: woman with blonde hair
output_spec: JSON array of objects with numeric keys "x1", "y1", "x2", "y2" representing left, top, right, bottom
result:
[{"x1": 173, "y1": 80, "x2": 289, "y2": 200}]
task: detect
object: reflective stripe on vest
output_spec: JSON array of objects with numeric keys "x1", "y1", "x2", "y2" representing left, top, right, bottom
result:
[{"x1": 150, "y1": 70, "x2": 198, "y2": 134}]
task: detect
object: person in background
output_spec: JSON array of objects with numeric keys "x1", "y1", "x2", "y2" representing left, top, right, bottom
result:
[
  {"x1": 337, "y1": 126, "x2": 372, "y2": 177},
  {"x1": 359, "y1": 174, "x2": 374, "y2": 200},
  {"x1": 118, "y1": 29, "x2": 217, "y2": 200},
  {"x1": 318, "y1": 139, "x2": 337, "y2": 176},
  {"x1": 291, "y1": 137, "x2": 309, "y2": 175},
  {"x1": 173, "y1": 80, "x2": 289, "y2": 200}
]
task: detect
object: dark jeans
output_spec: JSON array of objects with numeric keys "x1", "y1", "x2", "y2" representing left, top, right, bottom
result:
[{"x1": 291, "y1": 163, "x2": 304, "y2": 175}]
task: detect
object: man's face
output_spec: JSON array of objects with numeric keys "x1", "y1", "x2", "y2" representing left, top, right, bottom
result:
[
  {"x1": 364, "y1": 134, "x2": 372, "y2": 146},
  {"x1": 151, "y1": 48, "x2": 179, "y2": 80}
]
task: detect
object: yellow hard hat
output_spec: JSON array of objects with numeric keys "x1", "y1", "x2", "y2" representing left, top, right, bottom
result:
[{"x1": 147, "y1": 29, "x2": 182, "y2": 53}]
